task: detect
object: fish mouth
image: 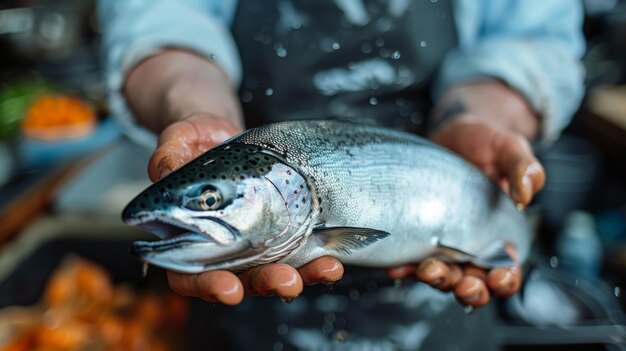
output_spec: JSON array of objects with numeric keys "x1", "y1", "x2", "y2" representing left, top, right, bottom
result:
[
  {"x1": 126, "y1": 213, "x2": 259, "y2": 274},
  {"x1": 125, "y1": 212, "x2": 209, "y2": 240}
]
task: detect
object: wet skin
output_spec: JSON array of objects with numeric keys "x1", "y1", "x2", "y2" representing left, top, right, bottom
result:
[{"x1": 149, "y1": 112, "x2": 544, "y2": 308}]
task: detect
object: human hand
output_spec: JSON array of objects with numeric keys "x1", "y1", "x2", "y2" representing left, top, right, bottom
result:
[
  {"x1": 148, "y1": 113, "x2": 345, "y2": 305},
  {"x1": 388, "y1": 82, "x2": 545, "y2": 307}
]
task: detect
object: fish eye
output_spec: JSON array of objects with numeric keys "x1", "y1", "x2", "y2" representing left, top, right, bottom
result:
[{"x1": 198, "y1": 189, "x2": 222, "y2": 211}]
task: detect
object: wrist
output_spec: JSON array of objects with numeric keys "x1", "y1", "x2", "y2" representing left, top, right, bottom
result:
[
  {"x1": 124, "y1": 49, "x2": 243, "y2": 133},
  {"x1": 431, "y1": 81, "x2": 539, "y2": 139}
]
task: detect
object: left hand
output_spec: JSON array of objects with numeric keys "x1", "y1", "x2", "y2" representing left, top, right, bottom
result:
[{"x1": 388, "y1": 81, "x2": 546, "y2": 307}]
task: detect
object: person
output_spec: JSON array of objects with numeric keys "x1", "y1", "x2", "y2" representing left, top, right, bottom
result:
[{"x1": 98, "y1": 0, "x2": 585, "y2": 309}]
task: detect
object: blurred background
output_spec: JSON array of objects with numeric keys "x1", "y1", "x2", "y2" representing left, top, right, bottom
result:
[{"x1": 0, "y1": 0, "x2": 625, "y2": 350}]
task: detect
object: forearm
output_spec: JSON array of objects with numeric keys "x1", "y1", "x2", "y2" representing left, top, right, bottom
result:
[
  {"x1": 123, "y1": 49, "x2": 243, "y2": 133},
  {"x1": 431, "y1": 81, "x2": 539, "y2": 139}
]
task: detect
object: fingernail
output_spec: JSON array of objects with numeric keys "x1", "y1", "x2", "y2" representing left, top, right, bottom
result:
[
  {"x1": 512, "y1": 175, "x2": 531, "y2": 205},
  {"x1": 159, "y1": 168, "x2": 173, "y2": 179},
  {"x1": 498, "y1": 271, "x2": 513, "y2": 286}
]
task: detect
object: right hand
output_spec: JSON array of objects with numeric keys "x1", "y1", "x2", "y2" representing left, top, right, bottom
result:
[{"x1": 148, "y1": 113, "x2": 345, "y2": 305}]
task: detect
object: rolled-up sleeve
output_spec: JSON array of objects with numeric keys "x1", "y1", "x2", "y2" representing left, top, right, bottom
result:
[
  {"x1": 434, "y1": 0, "x2": 586, "y2": 144},
  {"x1": 97, "y1": 0, "x2": 240, "y2": 148}
]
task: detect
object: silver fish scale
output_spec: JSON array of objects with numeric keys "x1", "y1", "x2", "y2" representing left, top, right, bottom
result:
[{"x1": 234, "y1": 120, "x2": 530, "y2": 266}]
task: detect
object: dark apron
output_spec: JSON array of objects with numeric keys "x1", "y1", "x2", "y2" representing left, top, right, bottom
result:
[
  {"x1": 198, "y1": 3, "x2": 495, "y2": 351},
  {"x1": 232, "y1": 0, "x2": 457, "y2": 135}
]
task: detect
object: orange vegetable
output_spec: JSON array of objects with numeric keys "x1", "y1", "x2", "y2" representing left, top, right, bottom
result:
[{"x1": 21, "y1": 94, "x2": 96, "y2": 140}]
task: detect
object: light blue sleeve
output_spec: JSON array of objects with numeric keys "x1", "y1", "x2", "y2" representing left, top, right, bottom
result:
[
  {"x1": 97, "y1": 0, "x2": 239, "y2": 148},
  {"x1": 435, "y1": 0, "x2": 586, "y2": 144}
]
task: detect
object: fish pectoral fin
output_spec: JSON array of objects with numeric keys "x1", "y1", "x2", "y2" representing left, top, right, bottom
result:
[
  {"x1": 313, "y1": 227, "x2": 390, "y2": 255},
  {"x1": 437, "y1": 239, "x2": 515, "y2": 268}
]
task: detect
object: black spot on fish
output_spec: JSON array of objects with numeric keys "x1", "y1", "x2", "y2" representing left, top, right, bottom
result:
[
  {"x1": 286, "y1": 169, "x2": 292, "y2": 175},
  {"x1": 240, "y1": 176, "x2": 245, "y2": 180},
  {"x1": 198, "y1": 172, "x2": 206, "y2": 178},
  {"x1": 302, "y1": 198, "x2": 306, "y2": 203},
  {"x1": 243, "y1": 165, "x2": 249, "y2": 170},
  {"x1": 140, "y1": 203, "x2": 146, "y2": 209},
  {"x1": 163, "y1": 192, "x2": 172, "y2": 202},
  {"x1": 224, "y1": 161, "x2": 231, "y2": 165},
  {"x1": 153, "y1": 198, "x2": 160, "y2": 204},
  {"x1": 300, "y1": 184, "x2": 304, "y2": 189},
  {"x1": 295, "y1": 204, "x2": 299, "y2": 208},
  {"x1": 221, "y1": 175, "x2": 226, "y2": 180},
  {"x1": 285, "y1": 179, "x2": 290, "y2": 185},
  {"x1": 234, "y1": 148, "x2": 241, "y2": 153},
  {"x1": 234, "y1": 167, "x2": 240, "y2": 172},
  {"x1": 167, "y1": 184, "x2": 173, "y2": 189},
  {"x1": 211, "y1": 175, "x2": 217, "y2": 179},
  {"x1": 318, "y1": 197, "x2": 322, "y2": 204},
  {"x1": 250, "y1": 160, "x2": 258, "y2": 166},
  {"x1": 220, "y1": 156, "x2": 225, "y2": 160}
]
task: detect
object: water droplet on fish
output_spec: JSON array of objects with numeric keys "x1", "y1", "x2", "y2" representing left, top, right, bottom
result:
[
  {"x1": 375, "y1": 38, "x2": 385, "y2": 47},
  {"x1": 615, "y1": 286, "x2": 621, "y2": 298},
  {"x1": 549, "y1": 256, "x2": 559, "y2": 268},
  {"x1": 463, "y1": 305, "x2": 475, "y2": 315},
  {"x1": 281, "y1": 297, "x2": 295, "y2": 304},
  {"x1": 379, "y1": 48, "x2": 390, "y2": 58},
  {"x1": 265, "y1": 88, "x2": 274, "y2": 96},
  {"x1": 332, "y1": 42, "x2": 341, "y2": 50},
  {"x1": 575, "y1": 279, "x2": 579, "y2": 286},
  {"x1": 273, "y1": 341, "x2": 284, "y2": 351},
  {"x1": 391, "y1": 50, "x2": 401, "y2": 59},
  {"x1": 324, "y1": 313, "x2": 336, "y2": 324},
  {"x1": 292, "y1": 21, "x2": 302, "y2": 29},
  {"x1": 335, "y1": 330, "x2": 348, "y2": 342},
  {"x1": 361, "y1": 42, "x2": 372, "y2": 54},
  {"x1": 369, "y1": 97, "x2": 378, "y2": 105},
  {"x1": 277, "y1": 323, "x2": 289, "y2": 335},
  {"x1": 142, "y1": 262, "x2": 149, "y2": 277},
  {"x1": 322, "y1": 322, "x2": 334, "y2": 334},
  {"x1": 393, "y1": 279, "x2": 403, "y2": 288},
  {"x1": 420, "y1": 41, "x2": 428, "y2": 48},
  {"x1": 431, "y1": 0, "x2": 439, "y2": 3}
]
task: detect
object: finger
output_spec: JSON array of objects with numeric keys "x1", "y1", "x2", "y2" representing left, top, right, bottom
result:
[
  {"x1": 463, "y1": 265, "x2": 488, "y2": 281},
  {"x1": 386, "y1": 265, "x2": 417, "y2": 280},
  {"x1": 492, "y1": 134, "x2": 545, "y2": 206},
  {"x1": 416, "y1": 258, "x2": 449, "y2": 289},
  {"x1": 486, "y1": 266, "x2": 522, "y2": 298},
  {"x1": 148, "y1": 114, "x2": 241, "y2": 181},
  {"x1": 446, "y1": 264, "x2": 463, "y2": 290},
  {"x1": 148, "y1": 121, "x2": 201, "y2": 181},
  {"x1": 297, "y1": 257, "x2": 344, "y2": 285},
  {"x1": 167, "y1": 270, "x2": 243, "y2": 305},
  {"x1": 454, "y1": 276, "x2": 490, "y2": 307},
  {"x1": 239, "y1": 263, "x2": 303, "y2": 299}
]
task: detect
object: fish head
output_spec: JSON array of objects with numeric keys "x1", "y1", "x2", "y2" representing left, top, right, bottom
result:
[{"x1": 123, "y1": 143, "x2": 314, "y2": 273}]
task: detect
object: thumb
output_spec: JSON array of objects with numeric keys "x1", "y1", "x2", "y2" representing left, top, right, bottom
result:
[
  {"x1": 492, "y1": 134, "x2": 545, "y2": 206},
  {"x1": 147, "y1": 114, "x2": 241, "y2": 182}
]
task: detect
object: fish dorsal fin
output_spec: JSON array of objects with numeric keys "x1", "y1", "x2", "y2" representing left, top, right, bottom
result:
[
  {"x1": 436, "y1": 238, "x2": 515, "y2": 268},
  {"x1": 312, "y1": 226, "x2": 390, "y2": 255}
]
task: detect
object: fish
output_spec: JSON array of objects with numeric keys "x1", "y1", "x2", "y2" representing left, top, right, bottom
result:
[{"x1": 122, "y1": 120, "x2": 530, "y2": 274}]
